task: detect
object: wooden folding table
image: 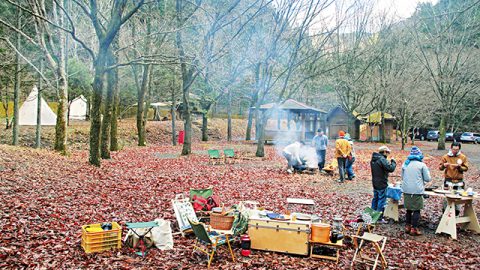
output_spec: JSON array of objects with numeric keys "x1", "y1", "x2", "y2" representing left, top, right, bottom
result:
[
  {"x1": 434, "y1": 192, "x2": 480, "y2": 239},
  {"x1": 384, "y1": 190, "x2": 480, "y2": 239}
]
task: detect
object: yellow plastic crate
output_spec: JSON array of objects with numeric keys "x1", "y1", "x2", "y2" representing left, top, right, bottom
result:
[{"x1": 81, "y1": 222, "x2": 122, "y2": 253}]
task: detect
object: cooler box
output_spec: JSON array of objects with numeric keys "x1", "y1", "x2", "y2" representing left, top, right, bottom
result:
[{"x1": 248, "y1": 218, "x2": 310, "y2": 255}]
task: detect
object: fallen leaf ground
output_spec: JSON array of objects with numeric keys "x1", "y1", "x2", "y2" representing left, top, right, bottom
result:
[{"x1": 1, "y1": 120, "x2": 480, "y2": 269}]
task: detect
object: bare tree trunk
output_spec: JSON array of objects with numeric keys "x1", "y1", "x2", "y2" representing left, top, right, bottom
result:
[
  {"x1": 437, "y1": 114, "x2": 446, "y2": 150},
  {"x1": 411, "y1": 127, "x2": 416, "y2": 145},
  {"x1": 401, "y1": 106, "x2": 407, "y2": 151},
  {"x1": 201, "y1": 113, "x2": 208, "y2": 141},
  {"x1": 171, "y1": 79, "x2": 177, "y2": 146},
  {"x1": 136, "y1": 15, "x2": 152, "y2": 147},
  {"x1": 89, "y1": 50, "x2": 107, "y2": 166},
  {"x1": 109, "y1": 59, "x2": 120, "y2": 151},
  {"x1": 255, "y1": 111, "x2": 266, "y2": 157},
  {"x1": 245, "y1": 107, "x2": 254, "y2": 140},
  {"x1": 101, "y1": 55, "x2": 116, "y2": 158},
  {"x1": 143, "y1": 67, "x2": 153, "y2": 136},
  {"x1": 246, "y1": 64, "x2": 260, "y2": 141},
  {"x1": 395, "y1": 122, "x2": 399, "y2": 142},
  {"x1": 2, "y1": 82, "x2": 11, "y2": 129},
  {"x1": 181, "y1": 96, "x2": 192, "y2": 155},
  {"x1": 54, "y1": 62, "x2": 68, "y2": 153},
  {"x1": 380, "y1": 111, "x2": 386, "y2": 143},
  {"x1": 12, "y1": 7, "x2": 21, "y2": 146},
  {"x1": 137, "y1": 64, "x2": 151, "y2": 146},
  {"x1": 35, "y1": 60, "x2": 44, "y2": 148},
  {"x1": 54, "y1": 2, "x2": 68, "y2": 154},
  {"x1": 227, "y1": 88, "x2": 232, "y2": 141},
  {"x1": 176, "y1": 0, "x2": 194, "y2": 156}
]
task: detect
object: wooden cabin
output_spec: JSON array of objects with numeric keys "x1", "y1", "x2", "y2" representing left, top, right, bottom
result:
[
  {"x1": 359, "y1": 112, "x2": 396, "y2": 142},
  {"x1": 258, "y1": 99, "x2": 327, "y2": 143},
  {"x1": 326, "y1": 106, "x2": 361, "y2": 139}
]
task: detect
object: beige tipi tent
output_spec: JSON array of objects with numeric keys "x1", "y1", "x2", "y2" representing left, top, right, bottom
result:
[
  {"x1": 19, "y1": 86, "x2": 57, "y2": 126},
  {"x1": 69, "y1": 95, "x2": 87, "y2": 120}
]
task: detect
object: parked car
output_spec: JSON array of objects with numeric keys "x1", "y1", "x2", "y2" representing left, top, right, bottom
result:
[
  {"x1": 460, "y1": 132, "x2": 480, "y2": 144},
  {"x1": 427, "y1": 130, "x2": 439, "y2": 141},
  {"x1": 446, "y1": 132, "x2": 463, "y2": 142},
  {"x1": 409, "y1": 128, "x2": 428, "y2": 141}
]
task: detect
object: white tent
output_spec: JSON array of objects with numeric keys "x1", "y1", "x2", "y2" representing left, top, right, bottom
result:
[
  {"x1": 69, "y1": 95, "x2": 88, "y2": 120},
  {"x1": 19, "y1": 86, "x2": 57, "y2": 126}
]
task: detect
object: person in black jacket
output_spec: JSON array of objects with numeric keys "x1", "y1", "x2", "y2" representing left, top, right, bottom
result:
[{"x1": 371, "y1": 146, "x2": 397, "y2": 222}]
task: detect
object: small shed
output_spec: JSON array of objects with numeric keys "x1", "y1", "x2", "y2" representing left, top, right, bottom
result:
[
  {"x1": 326, "y1": 106, "x2": 361, "y2": 139},
  {"x1": 150, "y1": 101, "x2": 173, "y2": 121},
  {"x1": 359, "y1": 112, "x2": 395, "y2": 142},
  {"x1": 258, "y1": 99, "x2": 327, "y2": 143}
]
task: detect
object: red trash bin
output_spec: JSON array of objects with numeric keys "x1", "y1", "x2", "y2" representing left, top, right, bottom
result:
[{"x1": 178, "y1": 130, "x2": 185, "y2": 144}]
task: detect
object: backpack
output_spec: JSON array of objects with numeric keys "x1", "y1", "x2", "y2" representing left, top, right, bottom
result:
[
  {"x1": 192, "y1": 195, "x2": 221, "y2": 211},
  {"x1": 192, "y1": 195, "x2": 208, "y2": 211}
]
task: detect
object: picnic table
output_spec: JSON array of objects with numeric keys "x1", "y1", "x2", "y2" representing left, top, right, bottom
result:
[{"x1": 384, "y1": 190, "x2": 480, "y2": 239}]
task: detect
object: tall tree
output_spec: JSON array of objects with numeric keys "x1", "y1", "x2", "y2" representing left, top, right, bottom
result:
[
  {"x1": 250, "y1": 0, "x2": 336, "y2": 157},
  {"x1": 2, "y1": 0, "x2": 70, "y2": 153},
  {"x1": 69, "y1": 0, "x2": 145, "y2": 166},
  {"x1": 35, "y1": 59, "x2": 44, "y2": 148},
  {"x1": 12, "y1": 6, "x2": 21, "y2": 146},
  {"x1": 412, "y1": 0, "x2": 480, "y2": 150}
]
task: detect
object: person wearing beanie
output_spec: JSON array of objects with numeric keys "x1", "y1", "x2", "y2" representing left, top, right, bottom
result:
[
  {"x1": 401, "y1": 146, "x2": 431, "y2": 236},
  {"x1": 370, "y1": 145, "x2": 396, "y2": 222},
  {"x1": 312, "y1": 129, "x2": 328, "y2": 171},
  {"x1": 335, "y1": 130, "x2": 351, "y2": 183}
]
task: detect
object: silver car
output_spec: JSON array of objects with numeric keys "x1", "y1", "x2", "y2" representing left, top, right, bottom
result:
[{"x1": 460, "y1": 132, "x2": 480, "y2": 144}]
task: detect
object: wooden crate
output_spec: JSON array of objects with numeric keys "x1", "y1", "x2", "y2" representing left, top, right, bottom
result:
[{"x1": 248, "y1": 218, "x2": 310, "y2": 255}]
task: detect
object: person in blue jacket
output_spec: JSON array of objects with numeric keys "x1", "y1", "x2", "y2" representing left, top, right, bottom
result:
[{"x1": 401, "y1": 146, "x2": 431, "y2": 236}]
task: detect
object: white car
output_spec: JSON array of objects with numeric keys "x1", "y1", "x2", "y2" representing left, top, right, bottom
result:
[{"x1": 460, "y1": 132, "x2": 480, "y2": 144}]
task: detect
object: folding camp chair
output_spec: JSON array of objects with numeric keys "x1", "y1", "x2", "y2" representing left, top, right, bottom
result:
[
  {"x1": 351, "y1": 232, "x2": 388, "y2": 269},
  {"x1": 208, "y1": 149, "x2": 222, "y2": 165},
  {"x1": 190, "y1": 188, "x2": 214, "y2": 201},
  {"x1": 125, "y1": 221, "x2": 159, "y2": 256},
  {"x1": 345, "y1": 207, "x2": 382, "y2": 238},
  {"x1": 188, "y1": 219, "x2": 235, "y2": 269},
  {"x1": 223, "y1": 149, "x2": 235, "y2": 164}
]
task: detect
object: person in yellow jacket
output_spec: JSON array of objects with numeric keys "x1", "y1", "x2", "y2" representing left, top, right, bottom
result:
[{"x1": 335, "y1": 130, "x2": 352, "y2": 183}]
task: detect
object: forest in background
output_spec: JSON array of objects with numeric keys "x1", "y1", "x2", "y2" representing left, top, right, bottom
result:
[{"x1": 0, "y1": 0, "x2": 479, "y2": 166}]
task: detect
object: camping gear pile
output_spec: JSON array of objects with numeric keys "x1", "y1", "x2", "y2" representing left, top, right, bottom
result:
[
  {"x1": 170, "y1": 191, "x2": 389, "y2": 268},
  {"x1": 81, "y1": 219, "x2": 174, "y2": 255},
  {"x1": 81, "y1": 188, "x2": 388, "y2": 268}
]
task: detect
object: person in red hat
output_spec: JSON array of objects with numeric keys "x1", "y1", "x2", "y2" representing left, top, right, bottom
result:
[{"x1": 335, "y1": 130, "x2": 351, "y2": 183}]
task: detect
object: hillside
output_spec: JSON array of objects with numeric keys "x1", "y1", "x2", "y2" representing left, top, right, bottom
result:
[{"x1": 0, "y1": 118, "x2": 254, "y2": 149}]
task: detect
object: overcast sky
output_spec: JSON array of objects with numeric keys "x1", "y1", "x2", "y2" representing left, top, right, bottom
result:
[
  {"x1": 374, "y1": 0, "x2": 439, "y2": 20},
  {"x1": 306, "y1": 0, "x2": 440, "y2": 34}
]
